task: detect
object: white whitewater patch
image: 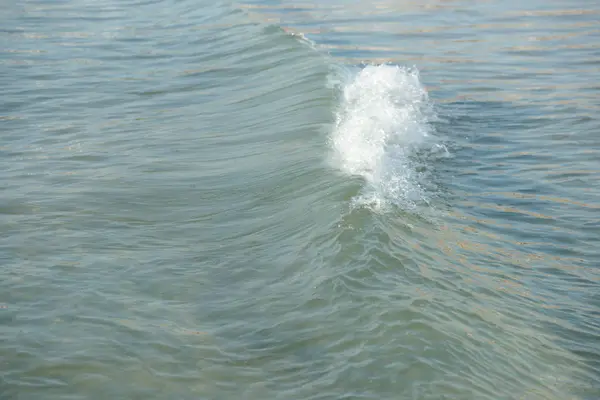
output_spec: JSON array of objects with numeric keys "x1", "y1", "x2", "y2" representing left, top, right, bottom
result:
[{"x1": 329, "y1": 64, "x2": 446, "y2": 212}]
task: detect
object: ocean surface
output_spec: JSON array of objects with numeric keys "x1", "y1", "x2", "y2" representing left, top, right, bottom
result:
[{"x1": 2, "y1": 0, "x2": 600, "y2": 399}]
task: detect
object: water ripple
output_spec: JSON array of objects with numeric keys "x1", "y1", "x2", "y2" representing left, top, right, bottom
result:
[{"x1": 2, "y1": 0, "x2": 600, "y2": 399}]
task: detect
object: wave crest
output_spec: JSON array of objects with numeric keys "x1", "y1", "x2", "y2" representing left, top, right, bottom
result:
[{"x1": 329, "y1": 64, "x2": 444, "y2": 211}]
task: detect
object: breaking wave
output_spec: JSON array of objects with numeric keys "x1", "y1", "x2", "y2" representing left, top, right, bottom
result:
[{"x1": 329, "y1": 64, "x2": 446, "y2": 211}]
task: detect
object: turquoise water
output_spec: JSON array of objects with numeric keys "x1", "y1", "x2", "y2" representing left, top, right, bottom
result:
[{"x1": 1, "y1": 0, "x2": 599, "y2": 398}]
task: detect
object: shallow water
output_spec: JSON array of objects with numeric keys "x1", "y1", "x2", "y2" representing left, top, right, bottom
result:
[{"x1": 1, "y1": 0, "x2": 599, "y2": 399}]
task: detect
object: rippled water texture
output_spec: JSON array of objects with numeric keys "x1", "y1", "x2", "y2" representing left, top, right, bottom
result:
[{"x1": 2, "y1": 0, "x2": 600, "y2": 399}]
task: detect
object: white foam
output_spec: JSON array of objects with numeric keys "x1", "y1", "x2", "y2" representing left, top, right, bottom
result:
[{"x1": 329, "y1": 64, "x2": 442, "y2": 211}]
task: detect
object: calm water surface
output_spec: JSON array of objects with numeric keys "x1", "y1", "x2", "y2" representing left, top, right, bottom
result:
[{"x1": 2, "y1": 0, "x2": 600, "y2": 399}]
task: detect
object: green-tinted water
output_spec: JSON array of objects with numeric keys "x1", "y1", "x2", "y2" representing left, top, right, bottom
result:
[{"x1": 2, "y1": 0, "x2": 599, "y2": 398}]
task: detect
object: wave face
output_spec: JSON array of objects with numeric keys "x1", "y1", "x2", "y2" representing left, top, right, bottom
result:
[{"x1": 330, "y1": 64, "x2": 442, "y2": 211}]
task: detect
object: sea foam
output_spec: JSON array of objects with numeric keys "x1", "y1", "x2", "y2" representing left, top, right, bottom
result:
[{"x1": 329, "y1": 64, "x2": 442, "y2": 211}]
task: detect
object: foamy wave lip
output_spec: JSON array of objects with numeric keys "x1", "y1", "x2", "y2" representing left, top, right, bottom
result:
[{"x1": 329, "y1": 63, "x2": 446, "y2": 212}]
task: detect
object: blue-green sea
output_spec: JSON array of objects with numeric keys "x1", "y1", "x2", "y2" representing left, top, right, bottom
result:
[{"x1": 2, "y1": 0, "x2": 599, "y2": 399}]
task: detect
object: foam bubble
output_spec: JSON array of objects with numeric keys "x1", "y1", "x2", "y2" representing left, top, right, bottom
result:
[{"x1": 329, "y1": 64, "x2": 442, "y2": 211}]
